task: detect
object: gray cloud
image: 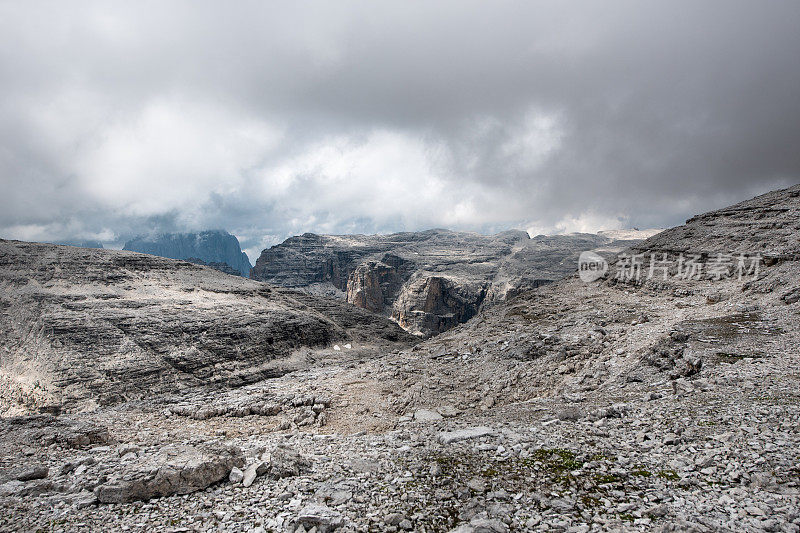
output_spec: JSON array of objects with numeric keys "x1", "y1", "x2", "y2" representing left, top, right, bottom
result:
[{"x1": 1, "y1": 1, "x2": 798, "y2": 260}]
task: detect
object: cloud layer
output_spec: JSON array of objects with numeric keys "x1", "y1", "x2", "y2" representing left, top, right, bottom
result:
[{"x1": 2, "y1": 1, "x2": 799, "y2": 260}]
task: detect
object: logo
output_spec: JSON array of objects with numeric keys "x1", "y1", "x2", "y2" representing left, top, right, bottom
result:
[{"x1": 579, "y1": 251, "x2": 608, "y2": 282}]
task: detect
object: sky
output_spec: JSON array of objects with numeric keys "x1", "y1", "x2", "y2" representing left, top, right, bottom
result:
[{"x1": 2, "y1": 1, "x2": 799, "y2": 261}]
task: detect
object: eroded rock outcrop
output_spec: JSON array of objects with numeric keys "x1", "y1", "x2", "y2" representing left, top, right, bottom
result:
[
  {"x1": 345, "y1": 254, "x2": 409, "y2": 313},
  {"x1": 250, "y1": 232, "x2": 440, "y2": 290},
  {"x1": 392, "y1": 274, "x2": 489, "y2": 335},
  {"x1": 252, "y1": 229, "x2": 658, "y2": 336},
  {"x1": 185, "y1": 256, "x2": 241, "y2": 276},
  {"x1": 0, "y1": 415, "x2": 113, "y2": 448}
]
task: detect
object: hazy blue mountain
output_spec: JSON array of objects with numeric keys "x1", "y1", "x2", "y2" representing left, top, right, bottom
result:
[{"x1": 123, "y1": 230, "x2": 252, "y2": 277}]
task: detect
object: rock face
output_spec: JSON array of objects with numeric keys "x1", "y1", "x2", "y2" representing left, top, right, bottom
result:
[
  {"x1": 123, "y1": 230, "x2": 252, "y2": 277},
  {"x1": 250, "y1": 232, "x2": 432, "y2": 290},
  {"x1": 0, "y1": 241, "x2": 416, "y2": 414},
  {"x1": 294, "y1": 504, "x2": 344, "y2": 532},
  {"x1": 392, "y1": 273, "x2": 489, "y2": 334},
  {"x1": 251, "y1": 229, "x2": 658, "y2": 336},
  {"x1": 0, "y1": 415, "x2": 112, "y2": 448}
]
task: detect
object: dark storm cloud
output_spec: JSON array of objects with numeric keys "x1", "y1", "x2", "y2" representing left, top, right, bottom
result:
[{"x1": 1, "y1": 1, "x2": 798, "y2": 260}]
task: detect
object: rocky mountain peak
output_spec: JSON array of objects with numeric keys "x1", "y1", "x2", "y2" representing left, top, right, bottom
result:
[{"x1": 123, "y1": 229, "x2": 252, "y2": 277}]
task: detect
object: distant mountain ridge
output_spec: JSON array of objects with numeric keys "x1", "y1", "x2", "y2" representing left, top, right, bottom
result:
[{"x1": 123, "y1": 230, "x2": 252, "y2": 277}]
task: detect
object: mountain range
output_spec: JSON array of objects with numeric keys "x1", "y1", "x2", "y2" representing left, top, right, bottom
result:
[
  {"x1": 1, "y1": 185, "x2": 799, "y2": 531},
  {"x1": 251, "y1": 228, "x2": 660, "y2": 336}
]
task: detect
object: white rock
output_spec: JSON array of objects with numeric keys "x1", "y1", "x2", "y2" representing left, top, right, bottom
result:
[
  {"x1": 469, "y1": 517, "x2": 509, "y2": 532},
  {"x1": 436, "y1": 405, "x2": 459, "y2": 417},
  {"x1": 94, "y1": 443, "x2": 243, "y2": 503},
  {"x1": 437, "y1": 427, "x2": 495, "y2": 444},
  {"x1": 229, "y1": 466, "x2": 244, "y2": 483},
  {"x1": 414, "y1": 409, "x2": 443, "y2": 422},
  {"x1": 241, "y1": 462, "x2": 262, "y2": 488}
]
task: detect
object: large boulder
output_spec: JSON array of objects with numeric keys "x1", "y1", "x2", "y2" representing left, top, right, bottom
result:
[
  {"x1": 94, "y1": 442, "x2": 243, "y2": 503},
  {"x1": 295, "y1": 504, "x2": 343, "y2": 532}
]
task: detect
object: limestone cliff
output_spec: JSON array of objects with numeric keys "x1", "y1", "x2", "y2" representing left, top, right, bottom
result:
[{"x1": 252, "y1": 228, "x2": 658, "y2": 336}]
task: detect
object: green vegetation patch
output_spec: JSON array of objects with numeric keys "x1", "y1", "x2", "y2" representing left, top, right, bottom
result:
[
  {"x1": 657, "y1": 469, "x2": 680, "y2": 481},
  {"x1": 715, "y1": 351, "x2": 764, "y2": 362}
]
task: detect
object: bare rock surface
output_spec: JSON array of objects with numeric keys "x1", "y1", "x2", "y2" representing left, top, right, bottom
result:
[
  {"x1": 630, "y1": 185, "x2": 800, "y2": 259},
  {"x1": 251, "y1": 229, "x2": 658, "y2": 336},
  {"x1": 0, "y1": 241, "x2": 416, "y2": 415},
  {"x1": 438, "y1": 427, "x2": 496, "y2": 444},
  {"x1": 0, "y1": 415, "x2": 112, "y2": 448},
  {"x1": 94, "y1": 442, "x2": 243, "y2": 503},
  {"x1": 294, "y1": 503, "x2": 344, "y2": 532}
]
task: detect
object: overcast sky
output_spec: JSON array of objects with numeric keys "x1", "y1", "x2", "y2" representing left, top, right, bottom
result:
[{"x1": 2, "y1": 1, "x2": 799, "y2": 260}]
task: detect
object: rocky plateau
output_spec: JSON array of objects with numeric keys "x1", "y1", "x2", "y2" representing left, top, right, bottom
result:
[
  {"x1": 1, "y1": 185, "x2": 799, "y2": 532},
  {"x1": 0, "y1": 241, "x2": 415, "y2": 415}
]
